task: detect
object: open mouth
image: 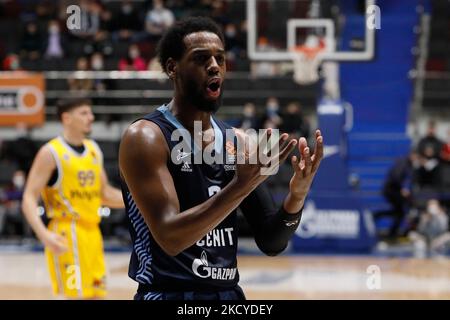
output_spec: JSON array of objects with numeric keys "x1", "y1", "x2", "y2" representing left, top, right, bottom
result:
[{"x1": 206, "y1": 78, "x2": 221, "y2": 98}]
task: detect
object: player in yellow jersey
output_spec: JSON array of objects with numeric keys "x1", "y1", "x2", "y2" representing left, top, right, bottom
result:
[{"x1": 21, "y1": 99, "x2": 124, "y2": 299}]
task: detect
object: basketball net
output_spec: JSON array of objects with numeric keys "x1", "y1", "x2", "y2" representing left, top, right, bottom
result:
[{"x1": 290, "y1": 36, "x2": 325, "y2": 85}]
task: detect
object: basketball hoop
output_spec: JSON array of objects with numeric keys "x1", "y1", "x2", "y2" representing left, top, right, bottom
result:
[{"x1": 290, "y1": 38, "x2": 325, "y2": 85}]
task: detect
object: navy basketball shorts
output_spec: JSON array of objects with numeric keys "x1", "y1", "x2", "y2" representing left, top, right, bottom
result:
[{"x1": 134, "y1": 285, "x2": 246, "y2": 300}]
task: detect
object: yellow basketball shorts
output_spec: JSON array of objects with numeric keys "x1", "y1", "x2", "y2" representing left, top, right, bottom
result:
[{"x1": 45, "y1": 219, "x2": 106, "y2": 299}]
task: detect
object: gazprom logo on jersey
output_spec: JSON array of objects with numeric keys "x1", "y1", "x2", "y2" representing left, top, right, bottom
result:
[
  {"x1": 192, "y1": 251, "x2": 237, "y2": 280},
  {"x1": 296, "y1": 201, "x2": 360, "y2": 239}
]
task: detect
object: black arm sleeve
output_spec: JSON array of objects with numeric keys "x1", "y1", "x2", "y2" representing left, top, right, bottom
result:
[{"x1": 239, "y1": 182, "x2": 303, "y2": 256}]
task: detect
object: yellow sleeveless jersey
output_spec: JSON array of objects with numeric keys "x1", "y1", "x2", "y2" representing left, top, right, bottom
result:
[{"x1": 42, "y1": 137, "x2": 103, "y2": 225}]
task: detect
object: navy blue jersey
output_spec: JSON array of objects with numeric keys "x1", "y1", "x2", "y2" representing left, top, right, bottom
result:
[{"x1": 122, "y1": 104, "x2": 240, "y2": 292}]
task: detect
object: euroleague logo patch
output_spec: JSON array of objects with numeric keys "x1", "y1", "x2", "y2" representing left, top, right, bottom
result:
[
  {"x1": 225, "y1": 140, "x2": 236, "y2": 156},
  {"x1": 224, "y1": 140, "x2": 236, "y2": 171}
]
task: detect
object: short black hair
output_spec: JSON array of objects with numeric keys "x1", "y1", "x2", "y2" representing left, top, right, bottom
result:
[
  {"x1": 157, "y1": 16, "x2": 225, "y2": 74},
  {"x1": 56, "y1": 98, "x2": 91, "y2": 120}
]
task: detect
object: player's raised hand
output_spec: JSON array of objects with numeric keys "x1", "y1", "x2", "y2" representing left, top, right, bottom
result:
[
  {"x1": 288, "y1": 130, "x2": 323, "y2": 199},
  {"x1": 233, "y1": 128, "x2": 297, "y2": 192}
]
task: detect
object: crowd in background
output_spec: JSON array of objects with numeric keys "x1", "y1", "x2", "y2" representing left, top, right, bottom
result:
[
  {"x1": 0, "y1": 0, "x2": 249, "y2": 73},
  {"x1": 376, "y1": 120, "x2": 450, "y2": 254}
]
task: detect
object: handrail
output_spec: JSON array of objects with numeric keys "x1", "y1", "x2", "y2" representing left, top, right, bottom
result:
[
  {"x1": 43, "y1": 71, "x2": 259, "y2": 80},
  {"x1": 44, "y1": 89, "x2": 317, "y2": 99}
]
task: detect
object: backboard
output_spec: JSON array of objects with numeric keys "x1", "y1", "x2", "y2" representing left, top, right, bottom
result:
[{"x1": 246, "y1": 0, "x2": 376, "y2": 62}]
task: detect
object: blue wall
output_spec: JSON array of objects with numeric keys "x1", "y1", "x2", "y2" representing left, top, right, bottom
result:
[{"x1": 338, "y1": 0, "x2": 420, "y2": 211}]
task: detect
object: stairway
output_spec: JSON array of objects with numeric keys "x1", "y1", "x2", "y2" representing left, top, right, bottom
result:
[{"x1": 338, "y1": 0, "x2": 421, "y2": 212}]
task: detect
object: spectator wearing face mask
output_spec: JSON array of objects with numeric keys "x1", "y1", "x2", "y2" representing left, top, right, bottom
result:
[
  {"x1": 91, "y1": 52, "x2": 106, "y2": 88},
  {"x1": 222, "y1": 23, "x2": 240, "y2": 71},
  {"x1": 112, "y1": 0, "x2": 141, "y2": 42},
  {"x1": 118, "y1": 44, "x2": 146, "y2": 71},
  {"x1": 408, "y1": 199, "x2": 450, "y2": 257},
  {"x1": 90, "y1": 52, "x2": 114, "y2": 107},
  {"x1": 144, "y1": 0, "x2": 175, "y2": 42},
  {"x1": 260, "y1": 97, "x2": 282, "y2": 129},
  {"x1": 19, "y1": 21, "x2": 42, "y2": 61},
  {"x1": 416, "y1": 120, "x2": 444, "y2": 190},
  {"x1": 2, "y1": 54, "x2": 22, "y2": 71},
  {"x1": 239, "y1": 103, "x2": 259, "y2": 131},
  {"x1": 224, "y1": 23, "x2": 239, "y2": 54}
]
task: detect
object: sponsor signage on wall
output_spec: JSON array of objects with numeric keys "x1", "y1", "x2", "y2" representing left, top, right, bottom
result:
[{"x1": 0, "y1": 72, "x2": 45, "y2": 126}]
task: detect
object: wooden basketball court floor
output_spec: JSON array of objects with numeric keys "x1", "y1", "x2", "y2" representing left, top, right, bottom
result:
[{"x1": 1, "y1": 252, "x2": 449, "y2": 299}]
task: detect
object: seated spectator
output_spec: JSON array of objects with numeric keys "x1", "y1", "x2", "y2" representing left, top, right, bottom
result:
[
  {"x1": 90, "y1": 52, "x2": 115, "y2": 106},
  {"x1": 2, "y1": 54, "x2": 22, "y2": 71},
  {"x1": 99, "y1": 6, "x2": 114, "y2": 34},
  {"x1": 91, "y1": 52, "x2": 107, "y2": 92},
  {"x1": 408, "y1": 199, "x2": 450, "y2": 257},
  {"x1": 68, "y1": 57, "x2": 93, "y2": 94},
  {"x1": 144, "y1": 0, "x2": 175, "y2": 41},
  {"x1": 224, "y1": 23, "x2": 240, "y2": 55},
  {"x1": 118, "y1": 44, "x2": 146, "y2": 71},
  {"x1": 374, "y1": 151, "x2": 418, "y2": 239},
  {"x1": 91, "y1": 52, "x2": 105, "y2": 73},
  {"x1": 95, "y1": 7, "x2": 114, "y2": 57},
  {"x1": 281, "y1": 102, "x2": 310, "y2": 140},
  {"x1": 238, "y1": 103, "x2": 258, "y2": 131},
  {"x1": 417, "y1": 120, "x2": 443, "y2": 159},
  {"x1": 260, "y1": 97, "x2": 282, "y2": 129},
  {"x1": 112, "y1": 0, "x2": 142, "y2": 42},
  {"x1": 416, "y1": 120, "x2": 444, "y2": 190},
  {"x1": 43, "y1": 20, "x2": 65, "y2": 59},
  {"x1": 19, "y1": 21, "x2": 42, "y2": 60},
  {"x1": 223, "y1": 23, "x2": 242, "y2": 71}
]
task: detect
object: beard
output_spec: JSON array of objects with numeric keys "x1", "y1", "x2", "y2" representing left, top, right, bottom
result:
[{"x1": 183, "y1": 78, "x2": 223, "y2": 113}]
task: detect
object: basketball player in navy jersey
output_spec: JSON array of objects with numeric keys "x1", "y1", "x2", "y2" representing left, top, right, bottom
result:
[{"x1": 119, "y1": 17, "x2": 323, "y2": 300}]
